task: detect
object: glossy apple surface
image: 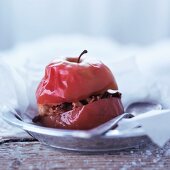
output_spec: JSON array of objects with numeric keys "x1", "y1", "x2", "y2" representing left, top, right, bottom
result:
[
  {"x1": 36, "y1": 55, "x2": 118, "y2": 104},
  {"x1": 35, "y1": 97, "x2": 124, "y2": 130}
]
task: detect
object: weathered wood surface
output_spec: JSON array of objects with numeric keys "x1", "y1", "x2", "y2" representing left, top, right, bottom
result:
[
  {"x1": 0, "y1": 119, "x2": 170, "y2": 170},
  {"x1": 0, "y1": 136, "x2": 170, "y2": 170}
]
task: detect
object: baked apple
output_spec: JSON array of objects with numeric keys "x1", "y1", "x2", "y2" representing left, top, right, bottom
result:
[{"x1": 34, "y1": 50, "x2": 124, "y2": 130}]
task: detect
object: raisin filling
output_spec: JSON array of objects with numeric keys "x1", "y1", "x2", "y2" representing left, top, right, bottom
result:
[{"x1": 34, "y1": 91, "x2": 121, "y2": 120}]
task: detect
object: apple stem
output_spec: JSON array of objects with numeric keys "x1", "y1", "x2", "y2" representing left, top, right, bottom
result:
[{"x1": 77, "y1": 50, "x2": 88, "y2": 63}]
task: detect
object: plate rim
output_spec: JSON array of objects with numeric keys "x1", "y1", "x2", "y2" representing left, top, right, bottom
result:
[{"x1": 1, "y1": 109, "x2": 146, "y2": 139}]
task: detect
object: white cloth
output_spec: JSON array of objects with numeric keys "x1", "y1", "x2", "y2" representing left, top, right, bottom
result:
[{"x1": 117, "y1": 110, "x2": 170, "y2": 147}]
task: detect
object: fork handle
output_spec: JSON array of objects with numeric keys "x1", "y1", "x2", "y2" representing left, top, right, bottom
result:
[{"x1": 88, "y1": 112, "x2": 133, "y2": 136}]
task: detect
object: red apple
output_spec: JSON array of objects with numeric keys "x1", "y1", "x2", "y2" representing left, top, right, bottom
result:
[
  {"x1": 36, "y1": 50, "x2": 118, "y2": 105},
  {"x1": 35, "y1": 50, "x2": 123, "y2": 130}
]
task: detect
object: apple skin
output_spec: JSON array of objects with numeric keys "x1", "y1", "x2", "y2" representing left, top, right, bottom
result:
[
  {"x1": 36, "y1": 56, "x2": 118, "y2": 105},
  {"x1": 35, "y1": 97, "x2": 124, "y2": 130}
]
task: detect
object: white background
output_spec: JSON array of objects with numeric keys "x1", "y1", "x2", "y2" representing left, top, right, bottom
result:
[{"x1": 1, "y1": 0, "x2": 170, "y2": 50}]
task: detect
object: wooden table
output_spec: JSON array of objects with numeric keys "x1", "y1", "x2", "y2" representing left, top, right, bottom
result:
[{"x1": 0, "y1": 119, "x2": 170, "y2": 170}]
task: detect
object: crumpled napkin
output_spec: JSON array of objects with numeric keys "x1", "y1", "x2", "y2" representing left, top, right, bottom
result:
[
  {"x1": 110, "y1": 55, "x2": 170, "y2": 147},
  {"x1": 0, "y1": 60, "x2": 29, "y2": 113},
  {"x1": 117, "y1": 110, "x2": 170, "y2": 147},
  {"x1": 108, "y1": 55, "x2": 170, "y2": 110}
]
